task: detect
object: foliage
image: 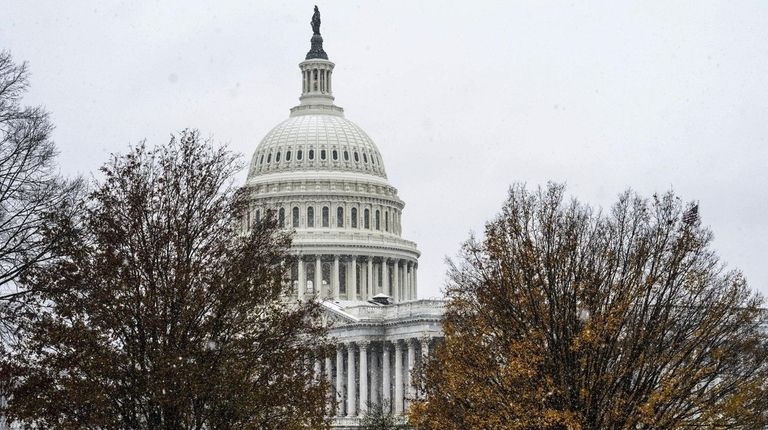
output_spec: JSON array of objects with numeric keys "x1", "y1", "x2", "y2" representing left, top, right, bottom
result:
[
  {"x1": 4, "y1": 131, "x2": 330, "y2": 430},
  {"x1": 360, "y1": 401, "x2": 410, "y2": 430},
  {"x1": 410, "y1": 183, "x2": 767, "y2": 430}
]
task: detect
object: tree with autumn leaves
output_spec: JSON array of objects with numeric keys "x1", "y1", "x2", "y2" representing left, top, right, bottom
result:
[
  {"x1": 4, "y1": 132, "x2": 331, "y2": 430},
  {"x1": 410, "y1": 183, "x2": 767, "y2": 430}
]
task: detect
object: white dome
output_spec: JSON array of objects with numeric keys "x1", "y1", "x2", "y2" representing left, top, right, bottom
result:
[{"x1": 247, "y1": 113, "x2": 387, "y2": 180}]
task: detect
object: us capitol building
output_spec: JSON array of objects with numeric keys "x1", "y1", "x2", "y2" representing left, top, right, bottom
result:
[{"x1": 241, "y1": 7, "x2": 445, "y2": 429}]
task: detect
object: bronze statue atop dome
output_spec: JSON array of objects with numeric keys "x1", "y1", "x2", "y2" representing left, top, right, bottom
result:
[
  {"x1": 306, "y1": 5, "x2": 328, "y2": 60},
  {"x1": 311, "y1": 5, "x2": 321, "y2": 35}
]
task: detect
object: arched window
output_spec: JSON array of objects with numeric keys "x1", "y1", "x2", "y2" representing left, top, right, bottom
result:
[
  {"x1": 363, "y1": 153, "x2": 368, "y2": 163},
  {"x1": 297, "y1": 150, "x2": 303, "y2": 160},
  {"x1": 364, "y1": 209, "x2": 370, "y2": 229},
  {"x1": 275, "y1": 152, "x2": 281, "y2": 162},
  {"x1": 344, "y1": 150, "x2": 349, "y2": 161},
  {"x1": 278, "y1": 208, "x2": 285, "y2": 228},
  {"x1": 332, "y1": 149, "x2": 338, "y2": 160},
  {"x1": 351, "y1": 208, "x2": 358, "y2": 228},
  {"x1": 255, "y1": 209, "x2": 261, "y2": 223},
  {"x1": 286, "y1": 150, "x2": 292, "y2": 161},
  {"x1": 321, "y1": 149, "x2": 327, "y2": 160},
  {"x1": 267, "y1": 153, "x2": 272, "y2": 163},
  {"x1": 337, "y1": 207, "x2": 344, "y2": 227},
  {"x1": 322, "y1": 207, "x2": 329, "y2": 227},
  {"x1": 375, "y1": 210, "x2": 380, "y2": 230},
  {"x1": 259, "y1": 154, "x2": 264, "y2": 164},
  {"x1": 307, "y1": 207, "x2": 314, "y2": 227},
  {"x1": 309, "y1": 149, "x2": 315, "y2": 160},
  {"x1": 292, "y1": 207, "x2": 299, "y2": 227},
  {"x1": 354, "y1": 152, "x2": 359, "y2": 162},
  {"x1": 385, "y1": 211, "x2": 389, "y2": 232}
]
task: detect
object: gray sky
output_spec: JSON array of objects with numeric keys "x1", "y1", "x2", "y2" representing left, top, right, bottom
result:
[{"x1": 2, "y1": 1, "x2": 767, "y2": 299}]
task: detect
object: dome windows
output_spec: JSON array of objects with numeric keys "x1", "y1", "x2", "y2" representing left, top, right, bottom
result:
[
  {"x1": 321, "y1": 149, "x2": 327, "y2": 160},
  {"x1": 322, "y1": 206, "x2": 329, "y2": 227},
  {"x1": 351, "y1": 208, "x2": 358, "y2": 228},
  {"x1": 332, "y1": 149, "x2": 338, "y2": 160},
  {"x1": 354, "y1": 152, "x2": 359, "y2": 162},
  {"x1": 292, "y1": 207, "x2": 299, "y2": 227},
  {"x1": 364, "y1": 209, "x2": 370, "y2": 229},
  {"x1": 259, "y1": 154, "x2": 264, "y2": 164},
  {"x1": 375, "y1": 210, "x2": 380, "y2": 230},
  {"x1": 343, "y1": 150, "x2": 349, "y2": 161},
  {"x1": 275, "y1": 152, "x2": 281, "y2": 163},
  {"x1": 337, "y1": 207, "x2": 343, "y2": 227},
  {"x1": 286, "y1": 150, "x2": 292, "y2": 161},
  {"x1": 363, "y1": 153, "x2": 368, "y2": 163},
  {"x1": 267, "y1": 153, "x2": 272, "y2": 163},
  {"x1": 385, "y1": 211, "x2": 389, "y2": 232},
  {"x1": 297, "y1": 150, "x2": 303, "y2": 160},
  {"x1": 309, "y1": 149, "x2": 315, "y2": 160},
  {"x1": 307, "y1": 207, "x2": 314, "y2": 227},
  {"x1": 278, "y1": 208, "x2": 285, "y2": 228}
]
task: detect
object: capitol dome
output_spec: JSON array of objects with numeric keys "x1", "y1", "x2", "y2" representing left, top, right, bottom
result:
[
  {"x1": 247, "y1": 113, "x2": 387, "y2": 180},
  {"x1": 242, "y1": 9, "x2": 419, "y2": 306}
]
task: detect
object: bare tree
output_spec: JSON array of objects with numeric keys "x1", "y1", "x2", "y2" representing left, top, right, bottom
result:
[
  {"x1": 0, "y1": 50, "x2": 80, "y2": 333},
  {"x1": 5, "y1": 131, "x2": 330, "y2": 429},
  {"x1": 411, "y1": 183, "x2": 767, "y2": 430}
]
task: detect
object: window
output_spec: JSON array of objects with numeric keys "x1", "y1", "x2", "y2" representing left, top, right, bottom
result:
[
  {"x1": 332, "y1": 149, "x2": 338, "y2": 160},
  {"x1": 267, "y1": 153, "x2": 271, "y2": 163},
  {"x1": 297, "y1": 150, "x2": 303, "y2": 160},
  {"x1": 375, "y1": 210, "x2": 380, "y2": 230},
  {"x1": 385, "y1": 211, "x2": 389, "y2": 232},
  {"x1": 278, "y1": 208, "x2": 285, "y2": 228},
  {"x1": 307, "y1": 207, "x2": 314, "y2": 227},
  {"x1": 344, "y1": 150, "x2": 349, "y2": 161},
  {"x1": 322, "y1": 207, "x2": 329, "y2": 227},
  {"x1": 354, "y1": 152, "x2": 359, "y2": 162},
  {"x1": 363, "y1": 153, "x2": 368, "y2": 163},
  {"x1": 275, "y1": 152, "x2": 281, "y2": 162},
  {"x1": 255, "y1": 209, "x2": 261, "y2": 223},
  {"x1": 286, "y1": 150, "x2": 292, "y2": 161},
  {"x1": 321, "y1": 149, "x2": 327, "y2": 160},
  {"x1": 364, "y1": 209, "x2": 370, "y2": 229},
  {"x1": 309, "y1": 149, "x2": 315, "y2": 160},
  {"x1": 292, "y1": 207, "x2": 299, "y2": 227},
  {"x1": 351, "y1": 208, "x2": 358, "y2": 228},
  {"x1": 259, "y1": 154, "x2": 264, "y2": 164},
  {"x1": 337, "y1": 207, "x2": 344, "y2": 227}
]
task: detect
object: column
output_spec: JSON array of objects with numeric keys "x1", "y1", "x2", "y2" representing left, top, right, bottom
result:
[
  {"x1": 346, "y1": 342, "x2": 357, "y2": 417},
  {"x1": 382, "y1": 341, "x2": 391, "y2": 410},
  {"x1": 360, "y1": 261, "x2": 367, "y2": 301},
  {"x1": 325, "y1": 354, "x2": 333, "y2": 413},
  {"x1": 394, "y1": 341, "x2": 403, "y2": 415},
  {"x1": 349, "y1": 256, "x2": 358, "y2": 301},
  {"x1": 359, "y1": 342, "x2": 369, "y2": 415},
  {"x1": 336, "y1": 345, "x2": 344, "y2": 417},
  {"x1": 393, "y1": 260, "x2": 400, "y2": 302},
  {"x1": 413, "y1": 264, "x2": 418, "y2": 299},
  {"x1": 382, "y1": 259, "x2": 390, "y2": 296},
  {"x1": 333, "y1": 256, "x2": 340, "y2": 300},
  {"x1": 367, "y1": 257, "x2": 374, "y2": 298},
  {"x1": 315, "y1": 255, "x2": 322, "y2": 297},
  {"x1": 298, "y1": 257, "x2": 306, "y2": 300},
  {"x1": 314, "y1": 358, "x2": 321, "y2": 380},
  {"x1": 370, "y1": 346, "x2": 379, "y2": 407},
  {"x1": 407, "y1": 339, "x2": 416, "y2": 409}
]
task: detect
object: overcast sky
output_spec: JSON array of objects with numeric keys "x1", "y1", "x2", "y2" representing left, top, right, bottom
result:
[{"x1": 2, "y1": 1, "x2": 767, "y2": 298}]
